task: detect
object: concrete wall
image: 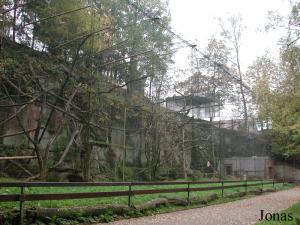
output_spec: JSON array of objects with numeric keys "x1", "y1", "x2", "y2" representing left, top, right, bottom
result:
[
  {"x1": 274, "y1": 163, "x2": 300, "y2": 181},
  {"x1": 221, "y1": 156, "x2": 271, "y2": 179}
]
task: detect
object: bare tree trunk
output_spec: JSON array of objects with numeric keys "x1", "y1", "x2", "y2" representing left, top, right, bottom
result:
[
  {"x1": 236, "y1": 49, "x2": 248, "y2": 132},
  {"x1": 34, "y1": 144, "x2": 46, "y2": 180},
  {"x1": 82, "y1": 150, "x2": 92, "y2": 181},
  {"x1": 220, "y1": 16, "x2": 248, "y2": 132},
  {"x1": 31, "y1": 13, "x2": 37, "y2": 49},
  {"x1": 53, "y1": 128, "x2": 81, "y2": 168},
  {"x1": 12, "y1": 0, "x2": 17, "y2": 42},
  {"x1": 137, "y1": 118, "x2": 144, "y2": 167}
]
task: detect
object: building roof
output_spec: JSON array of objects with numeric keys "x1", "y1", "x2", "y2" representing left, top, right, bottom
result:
[{"x1": 165, "y1": 94, "x2": 215, "y2": 106}]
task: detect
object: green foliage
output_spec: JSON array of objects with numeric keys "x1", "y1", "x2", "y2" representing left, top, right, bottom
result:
[
  {"x1": 1, "y1": 0, "x2": 173, "y2": 181},
  {"x1": 248, "y1": 3, "x2": 300, "y2": 162},
  {"x1": 264, "y1": 48, "x2": 300, "y2": 161},
  {"x1": 117, "y1": 165, "x2": 134, "y2": 181},
  {"x1": 100, "y1": 210, "x2": 114, "y2": 223},
  {"x1": 167, "y1": 163, "x2": 182, "y2": 180},
  {"x1": 25, "y1": 0, "x2": 108, "y2": 53},
  {"x1": 2, "y1": 58, "x2": 19, "y2": 77},
  {"x1": 96, "y1": 0, "x2": 173, "y2": 93}
]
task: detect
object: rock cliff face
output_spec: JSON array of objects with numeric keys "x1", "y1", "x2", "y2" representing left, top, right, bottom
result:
[
  {"x1": 0, "y1": 40, "x2": 268, "y2": 181},
  {"x1": 1, "y1": 105, "x2": 268, "y2": 180}
]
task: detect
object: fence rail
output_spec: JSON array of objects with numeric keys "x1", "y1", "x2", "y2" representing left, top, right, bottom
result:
[
  {"x1": 0, "y1": 179, "x2": 257, "y2": 187},
  {"x1": 0, "y1": 179, "x2": 283, "y2": 225}
]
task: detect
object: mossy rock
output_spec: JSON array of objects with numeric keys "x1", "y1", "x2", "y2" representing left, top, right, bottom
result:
[
  {"x1": 191, "y1": 193, "x2": 218, "y2": 204},
  {"x1": 226, "y1": 191, "x2": 246, "y2": 198}
]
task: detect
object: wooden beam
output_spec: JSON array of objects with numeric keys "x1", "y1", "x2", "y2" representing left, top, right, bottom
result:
[
  {"x1": 0, "y1": 128, "x2": 37, "y2": 139},
  {"x1": 0, "y1": 156, "x2": 37, "y2": 160}
]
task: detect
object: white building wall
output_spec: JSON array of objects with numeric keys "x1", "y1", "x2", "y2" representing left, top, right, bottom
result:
[{"x1": 223, "y1": 156, "x2": 269, "y2": 178}]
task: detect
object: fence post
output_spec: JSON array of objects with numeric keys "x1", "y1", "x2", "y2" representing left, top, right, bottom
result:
[
  {"x1": 261, "y1": 180, "x2": 263, "y2": 190},
  {"x1": 187, "y1": 182, "x2": 190, "y2": 205},
  {"x1": 128, "y1": 183, "x2": 131, "y2": 207},
  {"x1": 245, "y1": 180, "x2": 247, "y2": 194},
  {"x1": 19, "y1": 184, "x2": 25, "y2": 225},
  {"x1": 128, "y1": 183, "x2": 132, "y2": 207},
  {"x1": 221, "y1": 181, "x2": 224, "y2": 199}
]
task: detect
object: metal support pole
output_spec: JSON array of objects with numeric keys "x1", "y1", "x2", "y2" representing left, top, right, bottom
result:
[
  {"x1": 19, "y1": 185, "x2": 25, "y2": 225},
  {"x1": 245, "y1": 180, "x2": 247, "y2": 194},
  {"x1": 221, "y1": 181, "x2": 224, "y2": 199},
  {"x1": 128, "y1": 184, "x2": 132, "y2": 207},
  {"x1": 122, "y1": 107, "x2": 127, "y2": 182},
  {"x1": 187, "y1": 182, "x2": 190, "y2": 205}
]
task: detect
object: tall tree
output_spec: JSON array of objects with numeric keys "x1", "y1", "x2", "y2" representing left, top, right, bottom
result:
[
  {"x1": 219, "y1": 16, "x2": 249, "y2": 132},
  {"x1": 250, "y1": 2, "x2": 300, "y2": 162}
]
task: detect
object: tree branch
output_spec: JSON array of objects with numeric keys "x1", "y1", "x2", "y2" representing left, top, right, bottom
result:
[
  {"x1": 7, "y1": 160, "x2": 34, "y2": 177},
  {"x1": 0, "y1": 128, "x2": 38, "y2": 139},
  {"x1": 98, "y1": 75, "x2": 151, "y2": 94},
  {"x1": 53, "y1": 127, "x2": 82, "y2": 168}
]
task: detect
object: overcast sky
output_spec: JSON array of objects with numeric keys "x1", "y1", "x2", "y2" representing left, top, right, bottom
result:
[
  {"x1": 168, "y1": 0, "x2": 291, "y2": 72},
  {"x1": 167, "y1": 0, "x2": 291, "y2": 120}
]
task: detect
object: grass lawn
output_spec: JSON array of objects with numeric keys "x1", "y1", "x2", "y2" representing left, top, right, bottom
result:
[
  {"x1": 256, "y1": 203, "x2": 300, "y2": 225},
  {"x1": 0, "y1": 179, "x2": 293, "y2": 211}
]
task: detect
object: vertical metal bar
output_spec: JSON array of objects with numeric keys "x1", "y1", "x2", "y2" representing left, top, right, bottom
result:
[
  {"x1": 221, "y1": 181, "x2": 224, "y2": 199},
  {"x1": 128, "y1": 184, "x2": 132, "y2": 207},
  {"x1": 122, "y1": 107, "x2": 127, "y2": 182},
  {"x1": 187, "y1": 182, "x2": 190, "y2": 205},
  {"x1": 245, "y1": 180, "x2": 247, "y2": 194},
  {"x1": 261, "y1": 180, "x2": 263, "y2": 190},
  {"x1": 19, "y1": 184, "x2": 25, "y2": 225}
]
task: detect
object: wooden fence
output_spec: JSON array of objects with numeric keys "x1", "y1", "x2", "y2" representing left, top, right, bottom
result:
[{"x1": 0, "y1": 179, "x2": 283, "y2": 224}]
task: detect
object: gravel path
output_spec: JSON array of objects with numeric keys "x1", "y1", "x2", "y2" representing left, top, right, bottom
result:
[{"x1": 104, "y1": 187, "x2": 300, "y2": 225}]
